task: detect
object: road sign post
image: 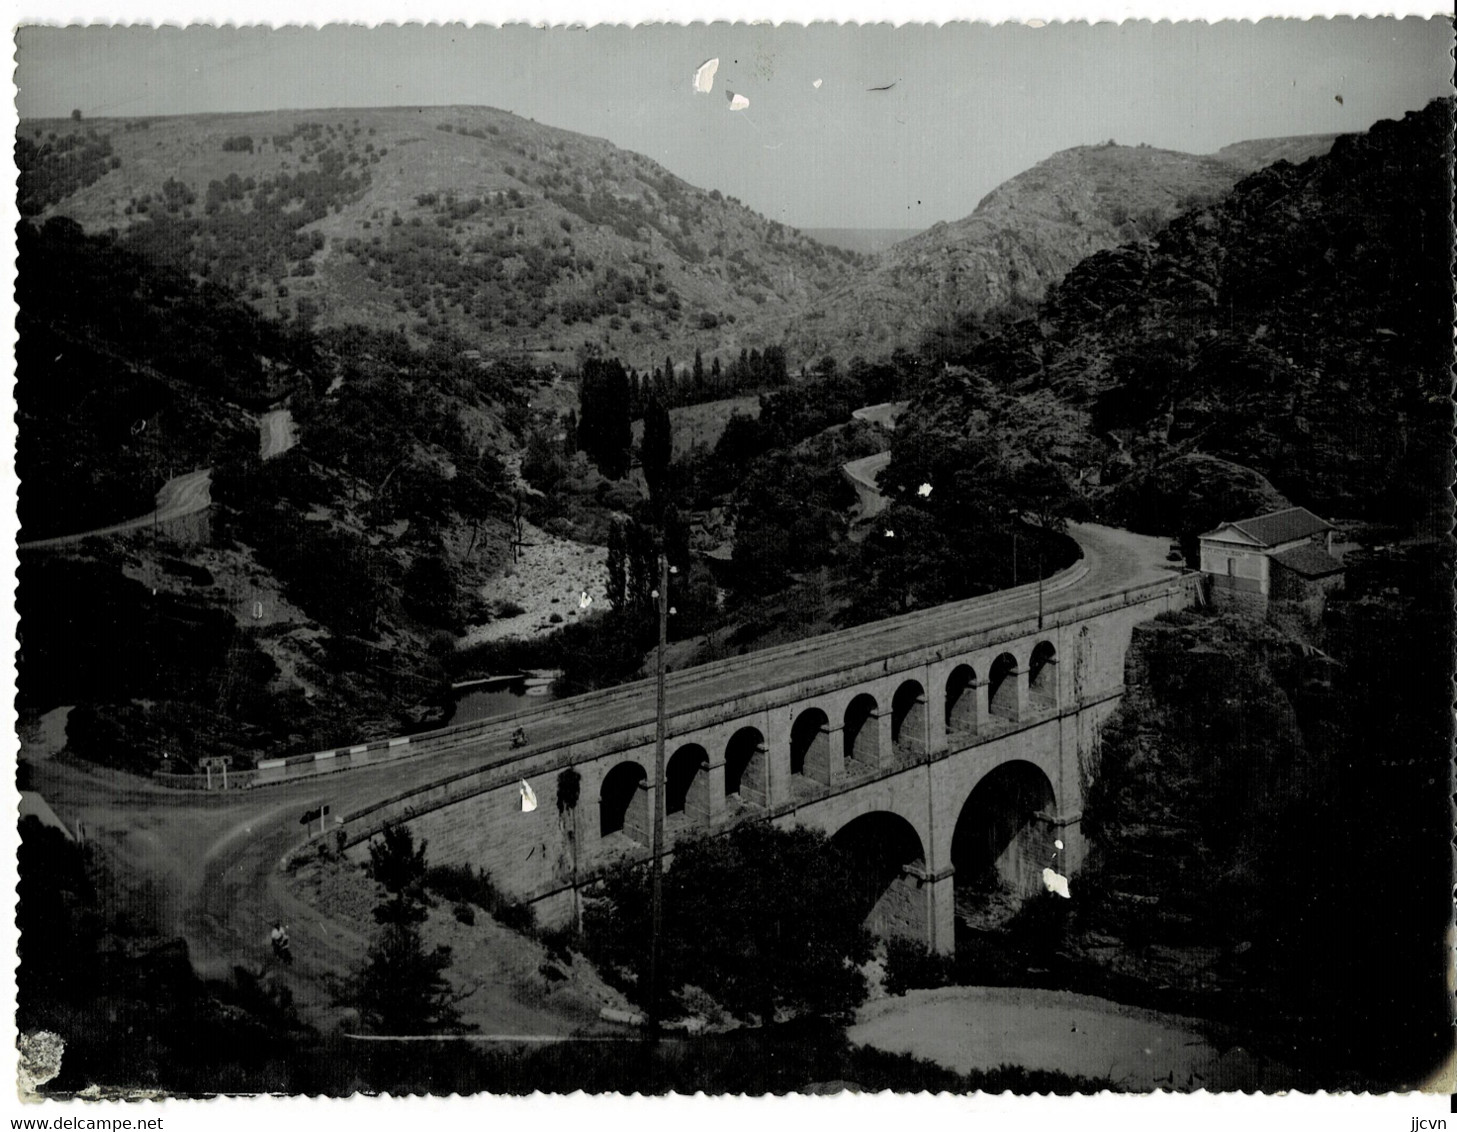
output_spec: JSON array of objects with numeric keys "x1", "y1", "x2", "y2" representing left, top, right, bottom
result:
[
  {"x1": 300, "y1": 802, "x2": 332, "y2": 837},
  {"x1": 201, "y1": 755, "x2": 232, "y2": 790}
]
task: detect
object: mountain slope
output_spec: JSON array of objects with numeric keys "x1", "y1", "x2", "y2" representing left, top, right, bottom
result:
[
  {"x1": 20, "y1": 106, "x2": 863, "y2": 370},
  {"x1": 900, "y1": 98, "x2": 1452, "y2": 536},
  {"x1": 766, "y1": 136, "x2": 1344, "y2": 360}
]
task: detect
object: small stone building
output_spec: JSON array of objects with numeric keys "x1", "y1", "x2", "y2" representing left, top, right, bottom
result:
[{"x1": 1199, "y1": 506, "x2": 1344, "y2": 616}]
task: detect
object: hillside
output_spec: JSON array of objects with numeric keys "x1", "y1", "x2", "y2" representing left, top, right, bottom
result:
[
  {"x1": 19, "y1": 106, "x2": 862, "y2": 370},
  {"x1": 892, "y1": 99, "x2": 1451, "y2": 542},
  {"x1": 761, "y1": 135, "x2": 1343, "y2": 360}
]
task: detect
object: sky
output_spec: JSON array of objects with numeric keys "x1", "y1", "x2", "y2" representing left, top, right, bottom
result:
[{"x1": 13, "y1": 18, "x2": 1453, "y2": 227}]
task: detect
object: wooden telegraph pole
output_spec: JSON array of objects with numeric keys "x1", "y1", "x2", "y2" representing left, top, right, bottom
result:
[{"x1": 647, "y1": 549, "x2": 670, "y2": 1041}]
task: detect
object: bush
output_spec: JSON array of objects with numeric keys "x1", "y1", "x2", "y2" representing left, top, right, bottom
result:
[
  {"x1": 881, "y1": 937, "x2": 959, "y2": 997},
  {"x1": 425, "y1": 863, "x2": 536, "y2": 934}
]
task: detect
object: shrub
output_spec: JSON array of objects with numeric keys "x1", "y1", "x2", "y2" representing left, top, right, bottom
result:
[
  {"x1": 881, "y1": 937, "x2": 959, "y2": 997},
  {"x1": 425, "y1": 863, "x2": 537, "y2": 934}
]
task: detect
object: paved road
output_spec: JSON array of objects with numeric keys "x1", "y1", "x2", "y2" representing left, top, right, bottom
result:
[
  {"x1": 260, "y1": 409, "x2": 297, "y2": 460},
  {"x1": 18, "y1": 469, "x2": 213, "y2": 550},
  {"x1": 842, "y1": 452, "x2": 892, "y2": 520},
  {"x1": 262, "y1": 521, "x2": 1184, "y2": 795}
]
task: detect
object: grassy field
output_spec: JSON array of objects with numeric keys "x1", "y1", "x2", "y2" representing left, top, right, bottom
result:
[{"x1": 632, "y1": 393, "x2": 762, "y2": 456}]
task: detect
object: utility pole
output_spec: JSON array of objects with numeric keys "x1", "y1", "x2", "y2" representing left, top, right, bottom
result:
[
  {"x1": 1037, "y1": 543, "x2": 1045, "y2": 630},
  {"x1": 647, "y1": 549, "x2": 670, "y2": 1042}
]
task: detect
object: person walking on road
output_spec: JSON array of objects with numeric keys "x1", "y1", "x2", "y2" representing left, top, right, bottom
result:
[{"x1": 269, "y1": 921, "x2": 292, "y2": 964}]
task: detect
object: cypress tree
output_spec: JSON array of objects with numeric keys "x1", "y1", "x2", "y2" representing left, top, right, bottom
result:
[{"x1": 642, "y1": 394, "x2": 673, "y2": 507}]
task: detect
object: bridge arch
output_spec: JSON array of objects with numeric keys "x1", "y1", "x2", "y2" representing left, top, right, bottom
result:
[
  {"x1": 945, "y1": 664, "x2": 979, "y2": 738},
  {"x1": 1028, "y1": 641, "x2": 1058, "y2": 708},
  {"x1": 951, "y1": 760, "x2": 1057, "y2": 906},
  {"x1": 891, "y1": 679, "x2": 927, "y2": 754},
  {"x1": 791, "y1": 707, "x2": 832, "y2": 785},
  {"x1": 666, "y1": 743, "x2": 710, "y2": 823},
  {"x1": 844, "y1": 693, "x2": 880, "y2": 767},
  {"x1": 724, "y1": 726, "x2": 768, "y2": 808},
  {"x1": 831, "y1": 810, "x2": 928, "y2": 943},
  {"x1": 987, "y1": 651, "x2": 1021, "y2": 722},
  {"x1": 599, "y1": 760, "x2": 649, "y2": 843}
]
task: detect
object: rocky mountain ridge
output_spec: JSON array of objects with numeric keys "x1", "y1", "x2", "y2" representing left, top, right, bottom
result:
[{"x1": 763, "y1": 134, "x2": 1343, "y2": 360}]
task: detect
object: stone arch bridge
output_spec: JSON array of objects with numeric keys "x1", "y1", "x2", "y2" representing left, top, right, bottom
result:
[{"x1": 310, "y1": 525, "x2": 1197, "y2": 953}]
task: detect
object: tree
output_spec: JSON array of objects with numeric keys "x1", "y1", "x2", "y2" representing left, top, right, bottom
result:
[
  {"x1": 584, "y1": 824, "x2": 872, "y2": 1024},
  {"x1": 403, "y1": 551, "x2": 459, "y2": 629},
  {"x1": 367, "y1": 822, "x2": 429, "y2": 926},
  {"x1": 358, "y1": 822, "x2": 462, "y2": 1034},
  {"x1": 70, "y1": 108, "x2": 82, "y2": 122},
  {"x1": 641, "y1": 394, "x2": 673, "y2": 507},
  {"x1": 557, "y1": 769, "x2": 583, "y2": 931},
  {"x1": 605, "y1": 518, "x2": 628, "y2": 612},
  {"x1": 357, "y1": 922, "x2": 460, "y2": 1034},
  {"x1": 577, "y1": 357, "x2": 632, "y2": 479}
]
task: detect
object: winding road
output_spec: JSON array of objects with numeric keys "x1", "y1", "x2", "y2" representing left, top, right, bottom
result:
[
  {"x1": 26, "y1": 522, "x2": 1184, "y2": 1032},
  {"x1": 17, "y1": 469, "x2": 214, "y2": 551},
  {"x1": 18, "y1": 409, "x2": 295, "y2": 552}
]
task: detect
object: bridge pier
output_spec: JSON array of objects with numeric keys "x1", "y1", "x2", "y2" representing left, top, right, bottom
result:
[
  {"x1": 922, "y1": 866, "x2": 957, "y2": 955},
  {"x1": 820, "y1": 724, "x2": 847, "y2": 784},
  {"x1": 706, "y1": 760, "x2": 727, "y2": 824},
  {"x1": 989, "y1": 663, "x2": 1028, "y2": 723},
  {"x1": 873, "y1": 710, "x2": 894, "y2": 767}
]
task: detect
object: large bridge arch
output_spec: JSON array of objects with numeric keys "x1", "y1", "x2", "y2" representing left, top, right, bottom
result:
[
  {"x1": 830, "y1": 810, "x2": 929, "y2": 944},
  {"x1": 951, "y1": 760, "x2": 1057, "y2": 906}
]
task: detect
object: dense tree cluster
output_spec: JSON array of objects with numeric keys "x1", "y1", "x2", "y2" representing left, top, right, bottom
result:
[
  {"x1": 584, "y1": 824, "x2": 872, "y2": 1023},
  {"x1": 16, "y1": 126, "x2": 120, "y2": 215},
  {"x1": 575, "y1": 357, "x2": 633, "y2": 478}
]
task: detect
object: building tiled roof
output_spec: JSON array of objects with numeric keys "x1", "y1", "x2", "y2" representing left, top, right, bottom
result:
[
  {"x1": 1271, "y1": 543, "x2": 1344, "y2": 578},
  {"x1": 1202, "y1": 506, "x2": 1332, "y2": 547}
]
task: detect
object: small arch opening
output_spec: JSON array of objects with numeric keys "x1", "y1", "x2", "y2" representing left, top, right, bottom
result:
[
  {"x1": 724, "y1": 726, "x2": 768, "y2": 808},
  {"x1": 599, "y1": 761, "x2": 648, "y2": 842},
  {"x1": 844, "y1": 693, "x2": 880, "y2": 767},
  {"x1": 891, "y1": 679, "x2": 927, "y2": 754},
  {"x1": 1028, "y1": 641, "x2": 1058, "y2": 708},
  {"x1": 945, "y1": 664, "x2": 978, "y2": 738},
  {"x1": 790, "y1": 708, "x2": 831, "y2": 786},
  {"x1": 665, "y1": 743, "x2": 710, "y2": 823},
  {"x1": 987, "y1": 652, "x2": 1021, "y2": 721}
]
